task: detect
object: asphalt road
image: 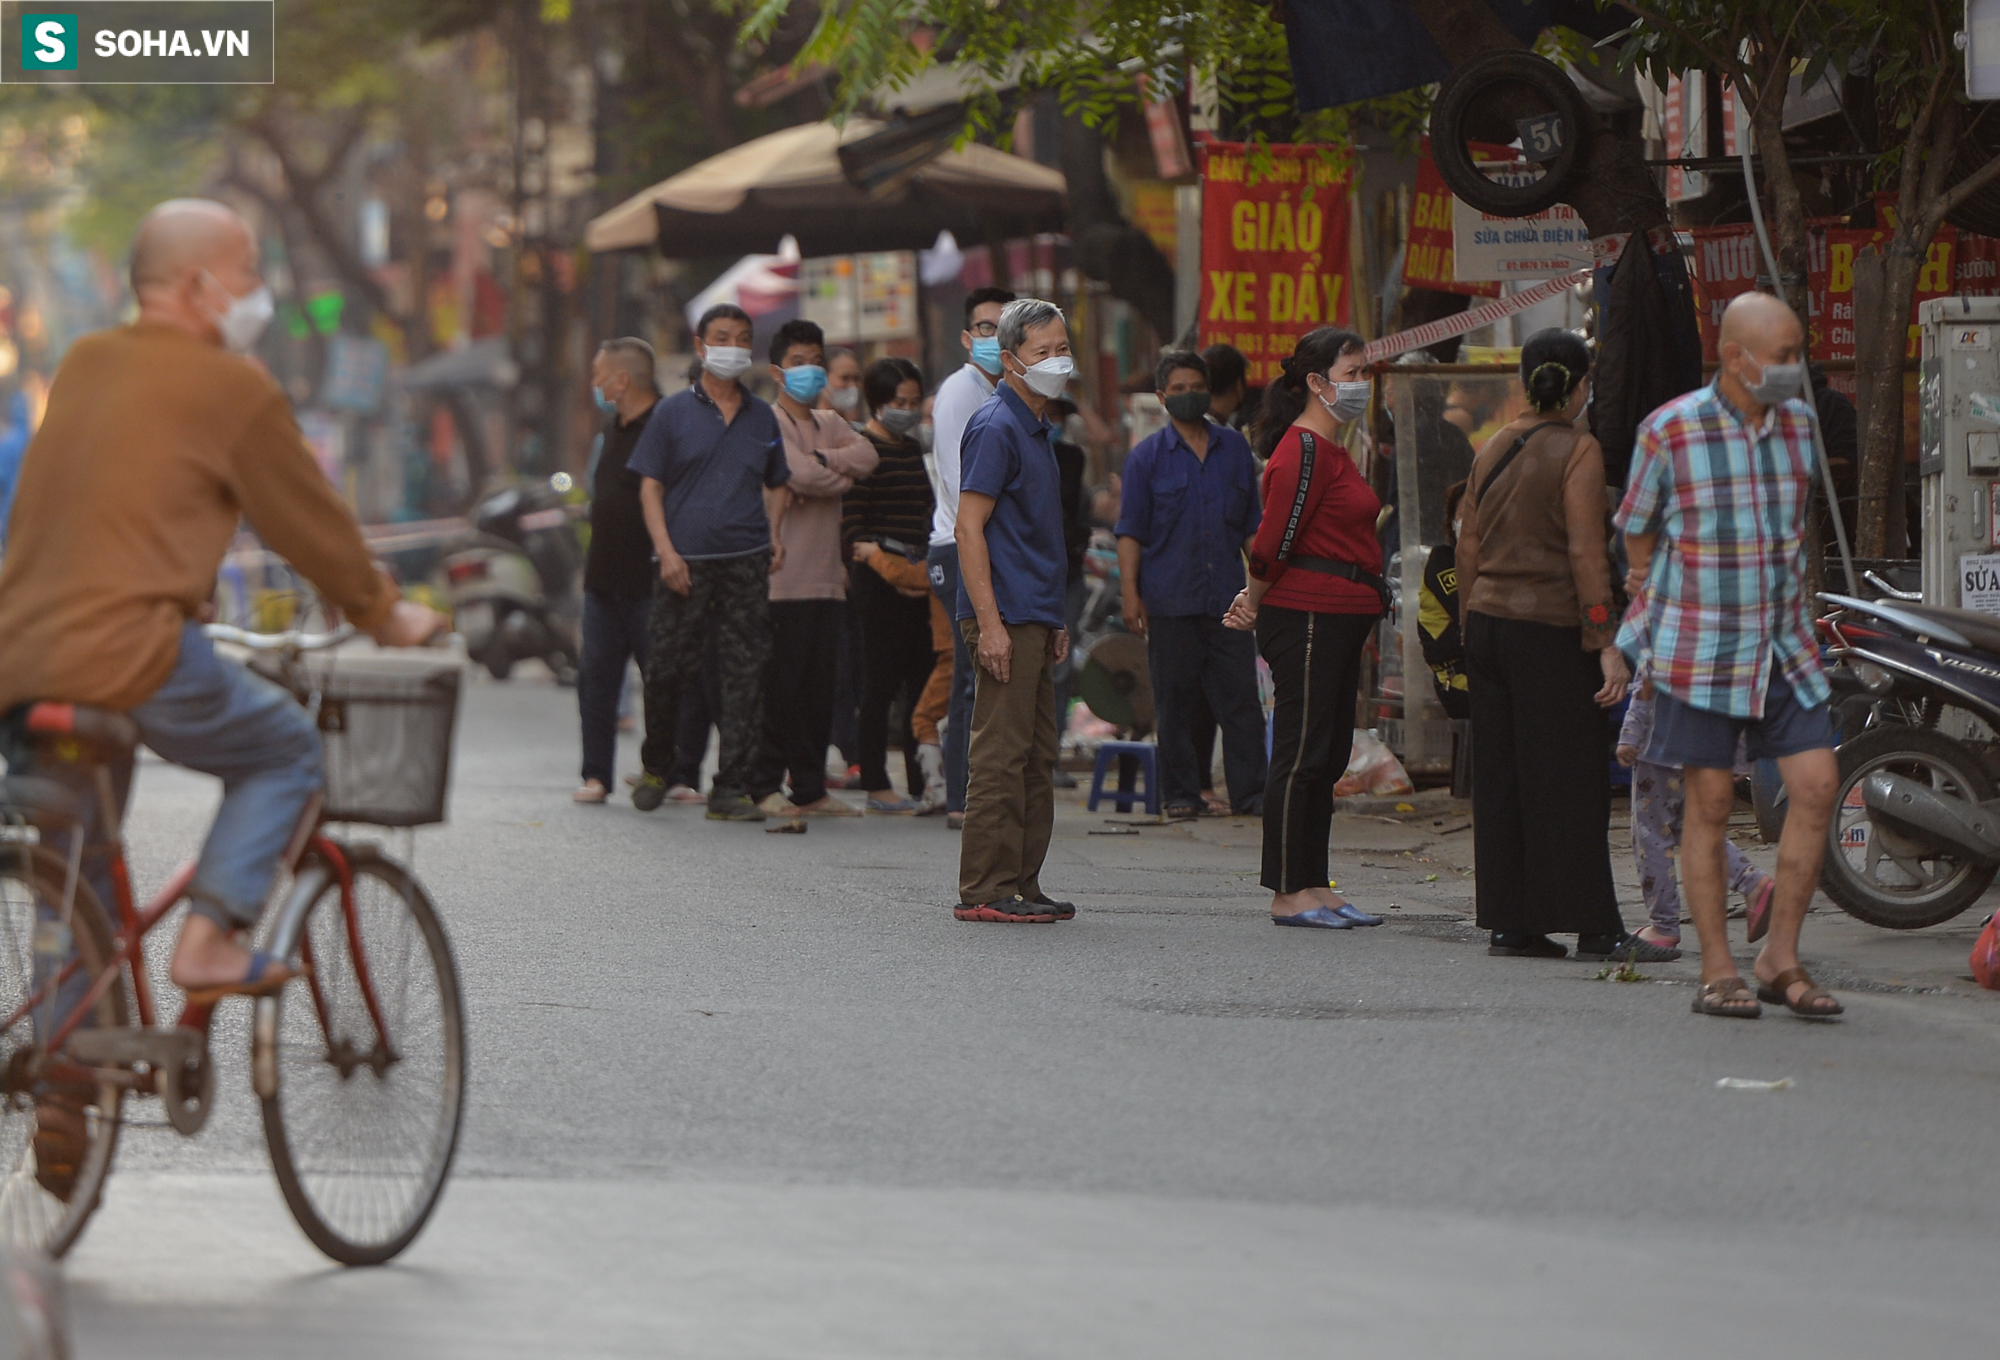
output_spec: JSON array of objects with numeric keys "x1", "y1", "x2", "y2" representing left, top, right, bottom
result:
[{"x1": 61, "y1": 672, "x2": 2000, "y2": 1357}]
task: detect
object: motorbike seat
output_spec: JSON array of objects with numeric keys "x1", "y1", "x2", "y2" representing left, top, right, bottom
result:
[{"x1": 1898, "y1": 604, "x2": 2000, "y2": 657}]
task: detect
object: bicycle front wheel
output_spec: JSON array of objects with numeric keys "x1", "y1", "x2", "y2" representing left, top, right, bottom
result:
[{"x1": 258, "y1": 846, "x2": 464, "y2": 1264}]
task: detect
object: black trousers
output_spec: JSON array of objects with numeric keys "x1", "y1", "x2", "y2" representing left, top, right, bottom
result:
[
  {"x1": 640, "y1": 553, "x2": 771, "y2": 803},
  {"x1": 1464, "y1": 611, "x2": 1624, "y2": 937},
  {"x1": 850, "y1": 564, "x2": 935, "y2": 793},
  {"x1": 751, "y1": 598, "x2": 843, "y2": 806},
  {"x1": 1149, "y1": 614, "x2": 1267, "y2": 813},
  {"x1": 1255, "y1": 606, "x2": 1373, "y2": 894}
]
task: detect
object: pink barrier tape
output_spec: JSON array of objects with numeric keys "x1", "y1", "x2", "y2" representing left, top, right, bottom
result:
[{"x1": 1365, "y1": 268, "x2": 1593, "y2": 364}]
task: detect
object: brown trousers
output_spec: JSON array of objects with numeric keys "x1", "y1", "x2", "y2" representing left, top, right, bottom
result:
[{"x1": 957, "y1": 619, "x2": 1058, "y2": 904}]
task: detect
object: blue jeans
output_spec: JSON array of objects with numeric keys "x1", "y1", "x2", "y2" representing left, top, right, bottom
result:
[
  {"x1": 928, "y1": 543, "x2": 974, "y2": 813},
  {"x1": 578, "y1": 590, "x2": 651, "y2": 787},
  {"x1": 1148, "y1": 614, "x2": 1267, "y2": 813},
  {"x1": 47, "y1": 624, "x2": 324, "y2": 929}
]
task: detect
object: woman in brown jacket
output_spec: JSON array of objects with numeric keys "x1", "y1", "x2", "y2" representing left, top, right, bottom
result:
[{"x1": 1456, "y1": 329, "x2": 1669, "y2": 963}]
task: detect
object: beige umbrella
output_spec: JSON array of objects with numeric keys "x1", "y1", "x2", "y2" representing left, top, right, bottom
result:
[{"x1": 586, "y1": 117, "x2": 1067, "y2": 257}]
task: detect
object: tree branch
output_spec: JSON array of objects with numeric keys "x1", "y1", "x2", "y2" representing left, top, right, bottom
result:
[{"x1": 1611, "y1": 0, "x2": 1755, "y2": 94}]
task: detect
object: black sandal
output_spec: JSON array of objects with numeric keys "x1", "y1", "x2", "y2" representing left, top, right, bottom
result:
[
  {"x1": 1691, "y1": 976, "x2": 1761, "y2": 1018},
  {"x1": 1756, "y1": 965, "x2": 1844, "y2": 1019}
]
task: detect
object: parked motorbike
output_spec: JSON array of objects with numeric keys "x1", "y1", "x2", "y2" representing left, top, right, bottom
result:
[
  {"x1": 1816, "y1": 589, "x2": 2000, "y2": 927},
  {"x1": 439, "y1": 475, "x2": 582, "y2": 683}
]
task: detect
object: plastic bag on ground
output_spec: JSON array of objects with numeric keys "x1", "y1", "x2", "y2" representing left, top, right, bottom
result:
[
  {"x1": 1972, "y1": 912, "x2": 2000, "y2": 991},
  {"x1": 1334, "y1": 728, "x2": 1414, "y2": 798}
]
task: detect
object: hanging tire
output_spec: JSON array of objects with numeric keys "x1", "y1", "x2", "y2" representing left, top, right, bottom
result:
[
  {"x1": 1429, "y1": 51, "x2": 1590, "y2": 218},
  {"x1": 1821, "y1": 725, "x2": 1999, "y2": 929}
]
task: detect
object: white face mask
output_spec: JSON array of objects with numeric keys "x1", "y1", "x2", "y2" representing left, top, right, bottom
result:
[
  {"x1": 829, "y1": 384, "x2": 861, "y2": 412},
  {"x1": 203, "y1": 272, "x2": 273, "y2": 354},
  {"x1": 702, "y1": 346, "x2": 753, "y2": 381},
  {"x1": 1012, "y1": 352, "x2": 1075, "y2": 399},
  {"x1": 1315, "y1": 378, "x2": 1370, "y2": 424}
]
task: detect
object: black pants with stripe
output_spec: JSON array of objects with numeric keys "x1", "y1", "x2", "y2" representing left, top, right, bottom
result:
[{"x1": 1255, "y1": 606, "x2": 1374, "y2": 894}]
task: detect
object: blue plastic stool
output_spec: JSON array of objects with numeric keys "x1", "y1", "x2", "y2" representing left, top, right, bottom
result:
[{"x1": 1088, "y1": 740, "x2": 1161, "y2": 815}]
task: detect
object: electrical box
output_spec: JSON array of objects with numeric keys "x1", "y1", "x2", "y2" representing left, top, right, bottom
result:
[{"x1": 1919, "y1": 296, "x2": 2000, "y2": 611}]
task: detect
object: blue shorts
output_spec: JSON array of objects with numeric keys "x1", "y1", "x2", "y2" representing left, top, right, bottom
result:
[{"x1": 1644, "y1": 668, "x2": 1835, "y2": 770}]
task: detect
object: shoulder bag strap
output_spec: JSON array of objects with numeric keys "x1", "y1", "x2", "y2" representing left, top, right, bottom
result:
[
  {"x1": 1273, "y1": 429, "x2": 1319, "y2": 564},
  {"x1": 1476, "y1": 422, "x2": 1556, "y2": 502}
]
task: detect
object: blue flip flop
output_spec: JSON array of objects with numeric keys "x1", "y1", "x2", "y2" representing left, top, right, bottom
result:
[
  {"x1": 1331, "y1": 904, "x2": 1383, "y2": 927},
  {"x1": 1271, "y1": 906, "x2": 1353, "y2": 929}
]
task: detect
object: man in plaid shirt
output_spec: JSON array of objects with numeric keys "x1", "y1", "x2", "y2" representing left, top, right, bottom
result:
[{"x1": 1615, "y1": 292, "x2": 1842, "y2": 1021}]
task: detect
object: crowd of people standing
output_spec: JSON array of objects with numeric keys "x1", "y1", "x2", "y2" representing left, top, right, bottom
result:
[{"x1": 572, "y1": 277, "x2": 1847, "y2": 1019}]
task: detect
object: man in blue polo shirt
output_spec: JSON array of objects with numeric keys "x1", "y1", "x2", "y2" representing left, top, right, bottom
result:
[
  {"x1": 953, "y1": 297, "x2": 1076, "y2": 923},
  {"x1": 1117, "y1": 350, "x2": 1265, "y2": 819},
  {"x1": 626, "y1": 303, "x2": 791, "y2": 822}
]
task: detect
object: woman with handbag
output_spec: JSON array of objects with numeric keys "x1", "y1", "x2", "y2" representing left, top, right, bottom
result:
[
  {"x1": 1225, "y1": 326, "x2": 1387, "y2": 931},
  {"x1": 1455, "y1": 329, "x2": 1670, "y2": 962}
]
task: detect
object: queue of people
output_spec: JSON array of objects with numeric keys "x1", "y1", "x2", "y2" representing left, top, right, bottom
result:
[{"x1": 573, "y1": 282, "x2": 1846, "y2": 1018}]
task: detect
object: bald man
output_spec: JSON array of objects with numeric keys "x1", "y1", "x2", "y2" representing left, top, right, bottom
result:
[
  {"x1": 0, "y1": 199, "x2": 441, "y2": 1083},
  {"x1": 1615, "y1": 291, "x2": 1842, "y2": 1021}
]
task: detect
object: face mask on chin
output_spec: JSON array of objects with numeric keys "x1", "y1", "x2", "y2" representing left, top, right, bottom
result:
[
  {"x1": 1010, "y1": 352, "x2": 1075, "y2": 399},
  {"x1": 701, "y1": 346, "x2": 753, "y2": 381},
  {"x1": 202, "y1": 271, "x2": 274, "y2": 354},
  {"x1": 1743, "y1": 354, "x2": 1805, "y2": 406}
]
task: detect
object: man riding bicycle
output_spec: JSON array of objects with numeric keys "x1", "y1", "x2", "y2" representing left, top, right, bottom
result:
[{"x1": 0, "y1": 199, "x2": 443, "y2": 1190}]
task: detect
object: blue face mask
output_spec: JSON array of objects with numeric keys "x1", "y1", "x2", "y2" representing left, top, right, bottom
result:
[
  {"x1": 592, "y1": 385, "x2": 617, "y2": 415},
  {"x1": 782, "y1": 364, "x2": 828, "y2": 402},
  {"x1": 970, "y1": 336, "x2": 1003, "y2": 375}
]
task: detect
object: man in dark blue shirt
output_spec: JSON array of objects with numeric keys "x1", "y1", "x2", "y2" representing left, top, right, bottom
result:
[
  {"x1": 625, "y1": 303, "x2": 791, "y2": 821},
  {"x1": 1117, "y1": 351, "x2": 1267, "y2": 818},
  {"x1": 953, "y1": 298, "x2": 1076, "y2": 922}
]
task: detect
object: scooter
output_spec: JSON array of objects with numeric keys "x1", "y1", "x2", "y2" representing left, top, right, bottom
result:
[
  {"x1": 1816, "y1": 589, "x2": 2000, "y2": 928},
  {"x1": 439, "y1": 475, "x2": 582, "y2": 683}
]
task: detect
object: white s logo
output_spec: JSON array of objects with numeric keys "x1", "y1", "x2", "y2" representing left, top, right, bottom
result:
[{"x1": 33, "y1": 20, "x2": 65, "y2": 63}]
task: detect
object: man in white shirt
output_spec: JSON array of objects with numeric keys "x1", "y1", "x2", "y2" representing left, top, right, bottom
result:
[{"x1": 926, "y1": 286, "x2": 1014, "y2": 829}]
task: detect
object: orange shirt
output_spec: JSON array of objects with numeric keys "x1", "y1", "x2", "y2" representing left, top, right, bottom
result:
[{"x1": 0, "y1": 322, "x2": 397, "y2": 714}]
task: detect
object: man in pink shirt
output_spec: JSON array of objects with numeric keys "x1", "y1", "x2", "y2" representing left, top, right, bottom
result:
[{"x1": 750, "y1": 319, "x2": 878, "y2": 816}]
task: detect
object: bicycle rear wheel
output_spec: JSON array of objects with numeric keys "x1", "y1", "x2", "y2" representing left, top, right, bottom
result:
[
  {"x1": 0, "y1": 846, "x2": 128, "y2": 1258},
  {"x1": 258, "y1": 846, "x2": 464, "y2": 1264}
]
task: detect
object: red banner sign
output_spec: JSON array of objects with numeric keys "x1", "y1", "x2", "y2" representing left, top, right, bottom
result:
[
  {"x1": 1688, "y1": 221, "x2": 1978, "y2": 363},
  {"x1": 1198, "y1": 142, "x2": 1353, "y2": 386},
  {"x1": 1402, "y1": 143, "x2": 1499, "y2": 298}
]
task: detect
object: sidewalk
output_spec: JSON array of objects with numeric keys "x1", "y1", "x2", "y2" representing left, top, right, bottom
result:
[{"x1": 1055, "y1": 782, "x2": 2000, "y2": 1007}]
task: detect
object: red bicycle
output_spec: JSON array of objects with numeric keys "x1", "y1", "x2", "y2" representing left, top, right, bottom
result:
[{"x1": 0, "y1": 623, "x2": 466, "y2": 1264}]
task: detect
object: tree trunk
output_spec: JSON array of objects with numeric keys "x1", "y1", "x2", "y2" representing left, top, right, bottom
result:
[
  {"x1": 1747, "y1": 61, "x2": 1809, "y2": 319},
  {"x1": 1853, "y1": 241, "x2": 1923, "y2": 558}
]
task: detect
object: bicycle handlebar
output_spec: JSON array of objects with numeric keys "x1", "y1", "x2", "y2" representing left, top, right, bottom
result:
[{"x1": 203, "y1": 622, "x2": 358, "y2": 652}]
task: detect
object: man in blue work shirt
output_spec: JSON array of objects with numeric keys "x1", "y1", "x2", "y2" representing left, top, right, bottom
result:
[
  {"x1": 626, "y1": 302, "x2": 791, "y2": 822},
  {"x1": 953, "y1": 297, "x2": 1076, "y2": 923},
  {"x1": 1117, "y1": 350, "x2": 1266, "y2": 819}
]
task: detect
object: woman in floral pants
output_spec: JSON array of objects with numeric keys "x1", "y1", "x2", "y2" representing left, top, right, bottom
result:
[{"x1": 1617, "y1": 668, "x2": 1777, "y2": 948}]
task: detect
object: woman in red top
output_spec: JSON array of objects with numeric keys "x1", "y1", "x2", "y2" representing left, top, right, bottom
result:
[{"x1": 1224, "y1": 327, "x2": 1386, "y2": 929}]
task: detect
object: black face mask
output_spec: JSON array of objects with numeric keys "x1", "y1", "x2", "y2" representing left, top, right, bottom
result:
[{"x1": 1163, "y1": 391, "x2": 1212, "y2": 423}]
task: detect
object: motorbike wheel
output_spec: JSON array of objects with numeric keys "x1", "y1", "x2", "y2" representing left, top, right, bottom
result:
[{"x1": 1821, "y1": 725, "x2": 1999, "y2": 929}]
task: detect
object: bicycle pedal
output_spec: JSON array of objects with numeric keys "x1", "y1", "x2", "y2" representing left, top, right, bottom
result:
[{"x1": 66, "y1": 1026, "x2": 203, "y2": 1070}]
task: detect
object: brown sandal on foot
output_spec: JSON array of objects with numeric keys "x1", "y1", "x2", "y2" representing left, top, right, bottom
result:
[
  {"x1": 1691, "y1": 976, "x2": 1761, "y2": 1018},
  {"x1": 1756, "y1": 965, "x2": 1844, "y2": 1019}
]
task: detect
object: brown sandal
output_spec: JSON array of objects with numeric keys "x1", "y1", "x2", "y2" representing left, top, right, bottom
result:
[
  {"x1": 1691, "y1": 976, "x2": 1761, "y2": 1018},
  {"x1": 1756, "y1": 965, "x2": 1844, "y2": 1019}
]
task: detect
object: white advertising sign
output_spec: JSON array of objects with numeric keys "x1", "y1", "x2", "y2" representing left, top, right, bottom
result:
[
  {"x1": 1961, "y1": 551, "x2": 2000, "y2": 617},
  {"x1": 1451, "y1": 197, "x2": 1593, "y2": 280}
]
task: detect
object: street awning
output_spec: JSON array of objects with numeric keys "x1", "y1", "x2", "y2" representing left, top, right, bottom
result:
[{"x1": 585, "y1": 117, "x2": 1067, "y2": 257}]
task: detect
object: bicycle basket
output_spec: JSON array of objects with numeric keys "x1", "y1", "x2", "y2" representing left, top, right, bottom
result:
[{"x1": 313, "y1": 656, "x2": 462, "y2": 826}]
